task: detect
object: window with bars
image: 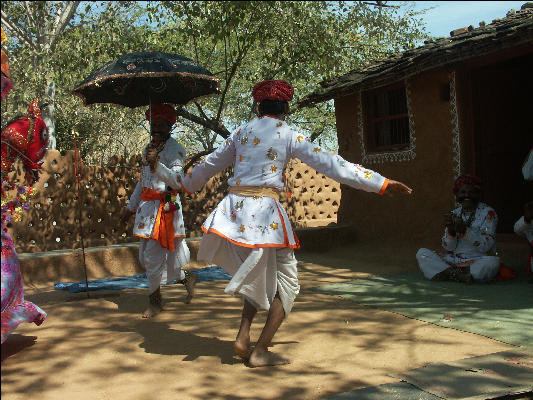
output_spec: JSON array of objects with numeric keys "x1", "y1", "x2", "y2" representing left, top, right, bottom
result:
[{"x1": 364, "y1": 85, "x2": 410, "y2": 152}]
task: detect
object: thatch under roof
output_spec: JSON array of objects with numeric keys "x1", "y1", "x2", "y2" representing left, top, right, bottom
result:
[{"x1": 298, "y1": 5, "x2": 533, "y2": 108}]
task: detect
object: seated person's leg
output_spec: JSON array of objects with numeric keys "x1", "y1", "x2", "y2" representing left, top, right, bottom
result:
[
  {"x1": 469, "y1": 256, "x2": 500, "y2": 282},
  {"x1": 416, "y1": 248, "x2": 450, "y2": 280}
]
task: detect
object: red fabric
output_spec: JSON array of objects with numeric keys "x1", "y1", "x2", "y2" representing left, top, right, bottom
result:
[
  {"x1": 145, "y1": 104, "x2": 177, "y2": 125},
  {"x1": 452, "y1": 174, "x2": 482, "y2": 195},
  {"x1": 496, "y1": 260, "x2": 517, "y2": 281},
  {"x1": 252, "y1": 80, "x2": 294, "y2": 103},
  {"x1": 1, "y1": 99, "x2": 48, "y2": 177},
  {"x1": 140, "y1": 187, "x2": 177, "y2": 251}
]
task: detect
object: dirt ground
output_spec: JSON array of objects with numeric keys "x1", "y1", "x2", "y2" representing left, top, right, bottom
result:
[{"x1": 1, "y1": 240, "x2": 522, "y2": 400}]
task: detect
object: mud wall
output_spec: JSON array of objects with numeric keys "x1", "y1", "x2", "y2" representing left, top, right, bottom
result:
[
  {"x1": 6, "y1": 151, "x2": 340, "y2": 253},
  {"x1": 335, "y1": 69, "x2": 458, "y2": 248}
]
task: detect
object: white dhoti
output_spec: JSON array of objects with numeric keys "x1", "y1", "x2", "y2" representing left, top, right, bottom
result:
[
  {"x1": 198, "y1": 233, "x2": 300, "y2": 315},
  {"x1": 139, "y1": 237, "x2": 191, "y2": 293},
  {"x1": 416, "y1": 248, "x2": 499, "y2": 282}
]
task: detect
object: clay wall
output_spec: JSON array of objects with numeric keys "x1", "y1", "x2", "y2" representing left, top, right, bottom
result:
[
  {"x1": 6, "y1": 150, "x2": 340, "y2": 253},
  {"x1": 335, "y1": 69, "x2": 458, "y2": 248}
]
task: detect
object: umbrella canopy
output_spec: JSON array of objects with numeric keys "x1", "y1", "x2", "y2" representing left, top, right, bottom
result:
[{"x1": 72, "y1": 51, "x2": 220, "y2": 108}]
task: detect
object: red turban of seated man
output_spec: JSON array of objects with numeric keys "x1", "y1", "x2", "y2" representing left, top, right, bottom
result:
[
  {"x1": 453, "y1": 174, "x2": 483, "y2": 195},
  {"x1": 252, "y1": 80, "x2": 294, "y2": 103},
  {"x1": 145, "y1": 104, "x2": 177, "y2": 125}
]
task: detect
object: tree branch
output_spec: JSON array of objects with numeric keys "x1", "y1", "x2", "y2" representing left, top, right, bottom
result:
[
  {"x1": 176, "y1": 106, "x2": 231, "y2": 139},
  {"x1": 23, "y1": 1, "x2": 36, "y2": 29},
  {"x1": 1, "y1": 10, "x2": 39, "y2": 51},
  {"x1": 184, "y1": 149, "x2": 212, "y2": 173},
  {"x1": 49, "y1": 1, "x2": 80, "y2": 52}
]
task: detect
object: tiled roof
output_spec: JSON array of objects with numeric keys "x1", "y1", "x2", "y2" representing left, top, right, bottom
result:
[{"x1": 298, "y1": 4, "x2": 533, "y2": 108}]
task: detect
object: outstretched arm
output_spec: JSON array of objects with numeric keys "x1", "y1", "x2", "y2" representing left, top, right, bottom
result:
[
  {"x1": 181, "y1": 136, "x2": 236, "y2": 193},
  {"x1": 290, "y1": 132, "x2": 412, "y2": 196}
]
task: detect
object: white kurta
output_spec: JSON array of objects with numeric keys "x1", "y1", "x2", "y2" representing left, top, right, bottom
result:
[
  {"x1": 181, "y1": 116, "x2": 389, "y2": 313},
  {"x1": 127, "y1": 137, "x2": 190, "y2": 292},
  {"x1": 514, "y1": 216, "x2": 533, "y2": 272},
  {"x1": 417, "y1": 202, "x2": 500, "y2": 282}
]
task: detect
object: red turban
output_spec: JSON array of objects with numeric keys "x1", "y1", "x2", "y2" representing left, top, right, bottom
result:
[
  {"x1": 145, "y1": 104, "x2": 177, "y2": 125},
  {"x1": 252, "y1": 80, "x2": 294, "y2": 103},
  {"x1": 453, "y1": 174, "x2": 482, "y2": 194}
]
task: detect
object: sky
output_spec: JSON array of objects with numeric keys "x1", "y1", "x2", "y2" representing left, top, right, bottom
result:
[{"x1": 398, "y1": 1, "x2": 527, "y2": 38}]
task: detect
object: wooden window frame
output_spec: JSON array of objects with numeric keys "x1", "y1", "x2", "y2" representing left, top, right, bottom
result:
[{"x1": 364, "y1": 83, "x2": 410, "y2": 152}]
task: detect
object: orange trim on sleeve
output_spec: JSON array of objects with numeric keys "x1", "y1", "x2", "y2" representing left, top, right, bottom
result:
[
  {"x1": 378, "y1": 178, "x2": 390, "y2": 195},
  {"x1": 180, "y1": 180, "x2": 193, "y2": 195},
  {"x1": 201, "y1": 226, "x2": 300, "y2": 249}
]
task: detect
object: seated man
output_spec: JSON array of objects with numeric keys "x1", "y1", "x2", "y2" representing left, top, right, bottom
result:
[
  {"x1": 416, "y1": 175, "x2": 499, "y2": 283},
  {"x1": 513, "y1": 202, "x2": 533, "y2": 274}
]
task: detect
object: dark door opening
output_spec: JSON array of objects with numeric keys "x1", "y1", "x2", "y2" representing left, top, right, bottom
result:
[{"x1": 471, "y1": 52, "x2": 533, "y2": 233}]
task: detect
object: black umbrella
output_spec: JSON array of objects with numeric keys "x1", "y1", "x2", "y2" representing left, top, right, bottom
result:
[{"x1": 72, "y1": 51, "x2": 220, "y2": 107}]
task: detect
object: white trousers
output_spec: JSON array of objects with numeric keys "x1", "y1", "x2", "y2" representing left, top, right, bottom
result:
[
  {"x1": 197, "y1": 233, "x2": 300, "y2": 315},
  {"x1": 139, "y1": 238, "x2": 190, "y2": 294},
  {"x1": 416, "y1": 248, "x2": 499, "y2": 282}
]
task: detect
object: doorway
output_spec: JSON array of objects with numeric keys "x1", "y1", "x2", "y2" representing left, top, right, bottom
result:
[{"x1": 470, "y1": 52, "x2": 533, "y2": 233}]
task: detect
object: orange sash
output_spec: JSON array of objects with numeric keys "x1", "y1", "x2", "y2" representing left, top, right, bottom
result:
[{"x1": 141, "y1": 187, "x2": 177, "y2": 251}]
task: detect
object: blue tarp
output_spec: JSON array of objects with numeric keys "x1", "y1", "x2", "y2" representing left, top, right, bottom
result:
[{"x1": 54, "y1": 266, "x2": 232, "y2": 293}]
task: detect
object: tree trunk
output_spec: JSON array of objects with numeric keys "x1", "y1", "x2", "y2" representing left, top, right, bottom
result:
[{"x1": 42, "y1": 79, "x2": 56, "y2": 149}]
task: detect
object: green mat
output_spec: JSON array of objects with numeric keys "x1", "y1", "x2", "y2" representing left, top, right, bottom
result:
[{"x1": 315, "y1": 270, "x2": 533, "y2": 347}]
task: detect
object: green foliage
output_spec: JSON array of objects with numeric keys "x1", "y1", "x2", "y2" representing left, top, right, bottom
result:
[{"x1": 2, "y1": 1, "x2": 428, "y2": 163}]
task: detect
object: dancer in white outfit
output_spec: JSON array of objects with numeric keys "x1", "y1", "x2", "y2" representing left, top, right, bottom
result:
[
  {"x1": 121, "y1": 104, "x2": 196, "y2": 318},
  {"x1": 181, "y1": 80, "x2": 413, "y2": 367},
  {"x1": 417, "y1": 175, "x2": 499, "y2": 283}
]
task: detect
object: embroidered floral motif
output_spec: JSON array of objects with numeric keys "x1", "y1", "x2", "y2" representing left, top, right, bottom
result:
[
  {"x1": 138, "y1": 222, "x2": 145, "y2": 229},
  {"x1": 276, "y1": 122, "x2": 283, "y2": 127},
  {"x1": 270, "y1": 222, "x2": 279, "y2": 230},
  {"x1": 236, "y1": 129, "x2": 241, "y2": 135},
  {"x1": 241, "y1": 136, "x2": 248, "y2": 145},
  {"x1": 313, "y1": 147, "x2": 321, "y2": 153},
  {"x1": 253, "y1": 138, "x2": 260, "y2": 146},
  {"x1": 271, "y1": 165, "x2": 277, "y2": 172},
  {"x1": 239, "y1": 155, "x2": 244, "y2": 162},
  {"x1": 225, "y1": 139, "x2": 230, "y2": 146},
  {"x1": 231, "y1": 212, "x2": 237, "y2": 221},
  {"x1": 257, "y1": 225, "x2": 269, "y2": 234},
  {"x1": 236, "y1": 178, "x2": 241, "y2": 185},
  {"x1": 126, "y1": 63, "x2": 136, "y2": 70},
  {"x1": 239, "y1": 224, "x2": 245, "y2": 232},
  {"x1": 266, "y1": 147, "x2": 278, "y2": 160},
  {"x1": 364, "y1": 171, "x2": 373, "y2": 179},
  {"x1": 296, "y1": 135, "x2": 304, "y2": 143},
  {"x1": 235, "y1": 200, "x2": 244, "y2": 211},
  {"x1": 253, "y1": 196, "x2": 259, "y2": 200}
]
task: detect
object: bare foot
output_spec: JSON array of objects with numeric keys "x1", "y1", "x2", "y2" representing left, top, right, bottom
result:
[
  {"x1": 142, "y1": 303, "x2": 162, "y2": 318},
  {"x1": 233, "y1": 338, "x2": 251, "y2": 360},
  {"x1": 248, "y1": 348, "x2": 291, "y2": 367},
  {"x1": 184, "y1": 272, "x2": 197, "y2": 304}
]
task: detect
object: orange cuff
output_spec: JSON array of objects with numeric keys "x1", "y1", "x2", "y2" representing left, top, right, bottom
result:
[{"x1": 378, "y1": 178, "x2": 389, "y2": 195}]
